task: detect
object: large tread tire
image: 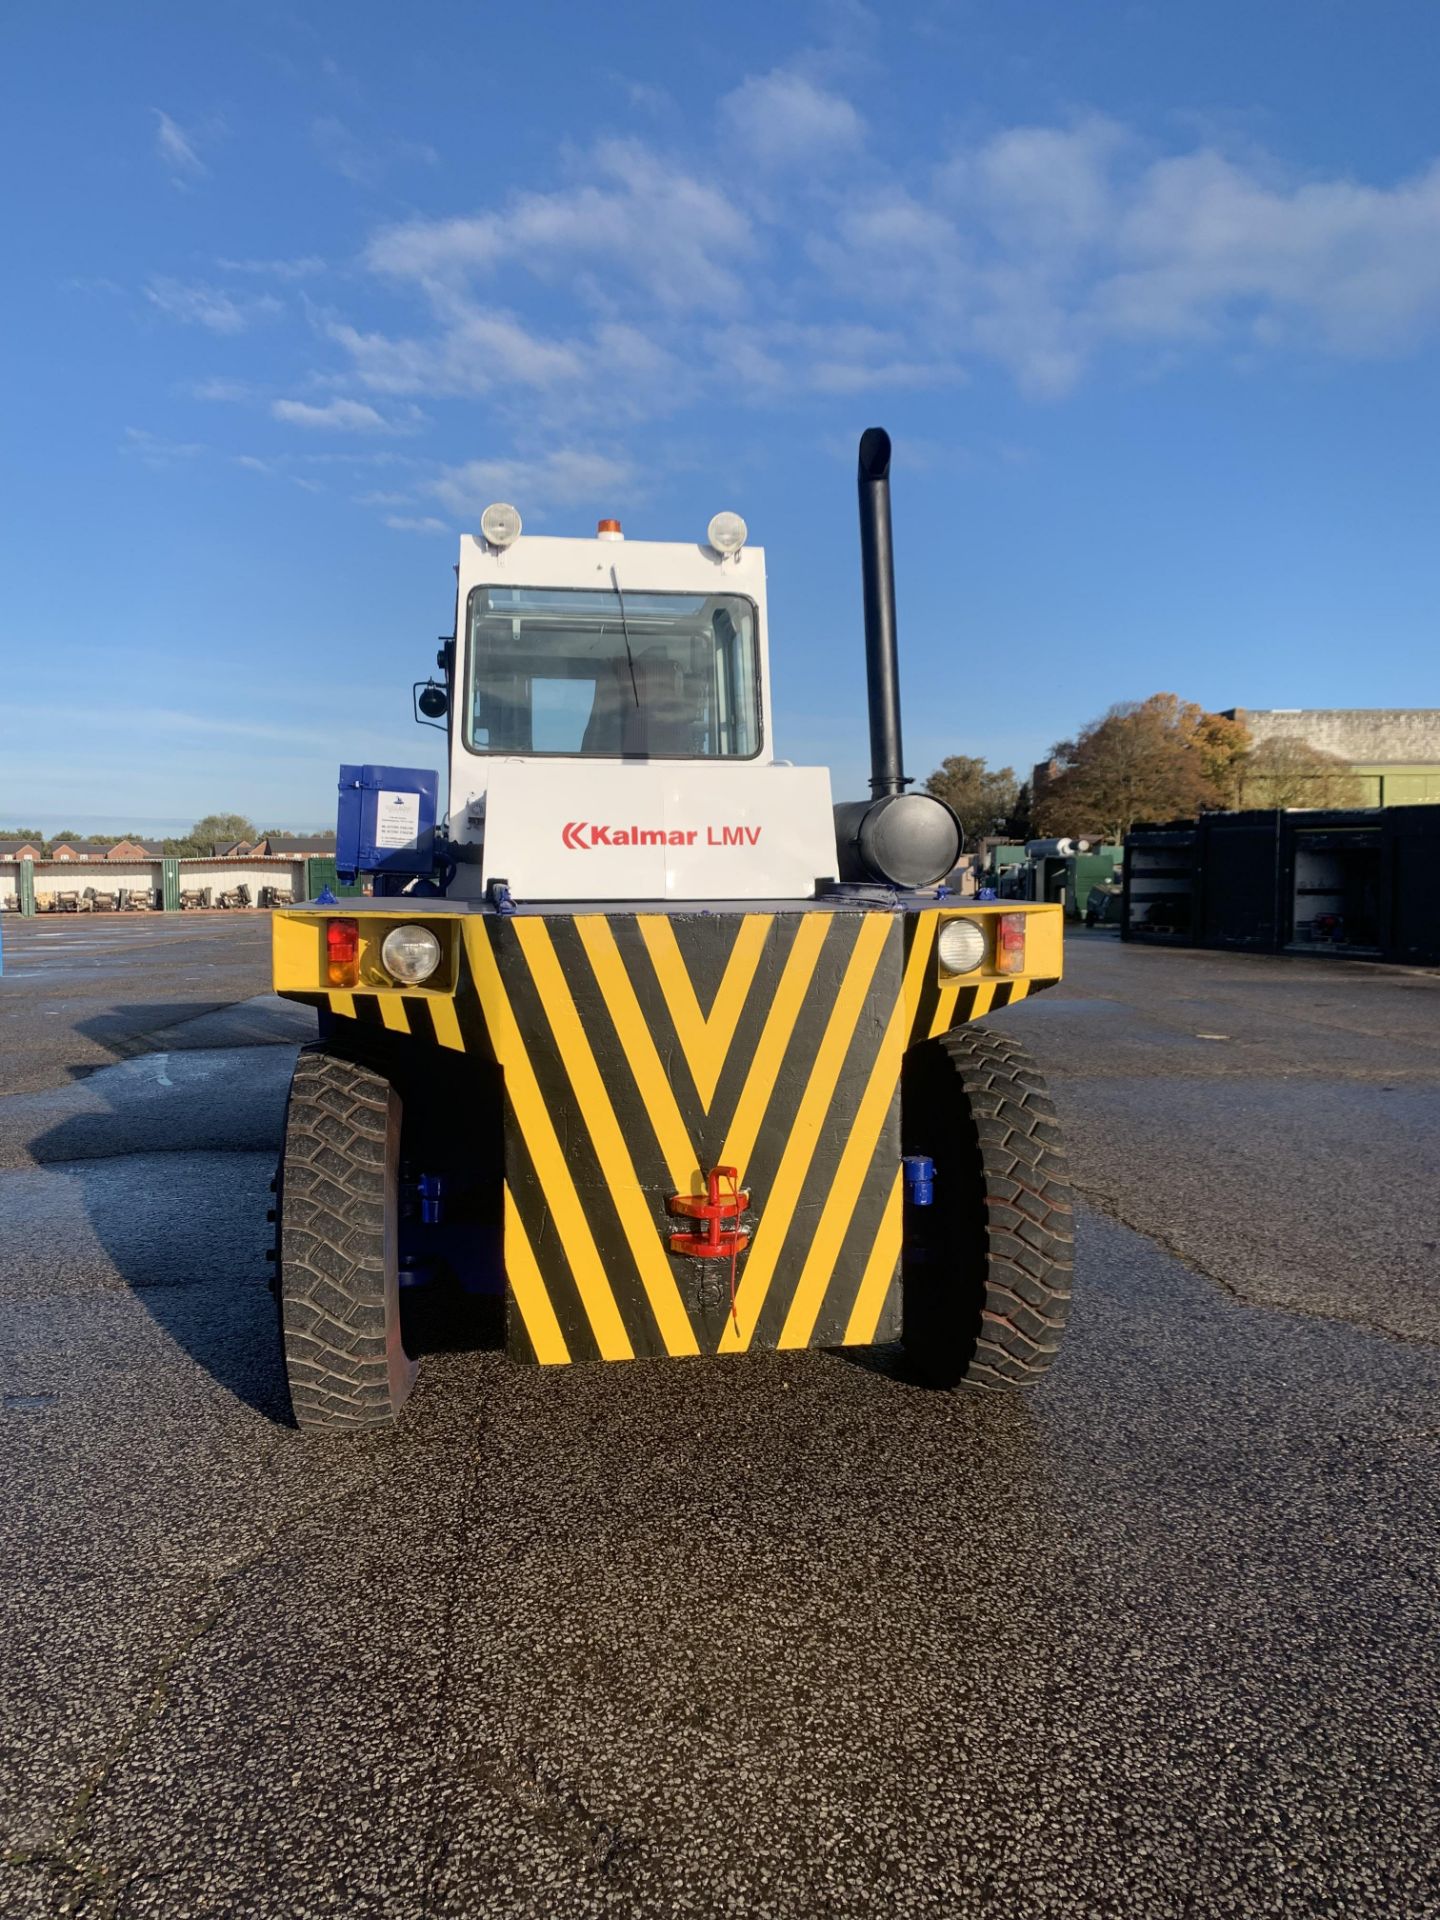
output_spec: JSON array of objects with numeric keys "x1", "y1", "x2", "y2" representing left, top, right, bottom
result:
[
  {"x1": 277, "y1": 1046, "x2": 417, "y2": 1431},
  {"x1": 901, "y1": 1024, "x2": 1073, "y2": 1391}
]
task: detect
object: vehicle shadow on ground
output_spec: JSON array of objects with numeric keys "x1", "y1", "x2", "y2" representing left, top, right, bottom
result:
[
  {"x1": 27, "y1": 1002, "x2": 303, "y2": 1426},
  {"x1": 26, "y1": 1000, "x2": 503, "y2": 1427}
]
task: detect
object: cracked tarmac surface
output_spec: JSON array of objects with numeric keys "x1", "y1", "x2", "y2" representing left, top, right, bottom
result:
[{"x1": 2, "y1": 916, "x2": 1438, "y2": 1918}]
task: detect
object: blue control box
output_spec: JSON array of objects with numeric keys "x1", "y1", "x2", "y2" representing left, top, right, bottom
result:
[{"x1": 336, "y1": 764, "x2": 439, "y2": 881}]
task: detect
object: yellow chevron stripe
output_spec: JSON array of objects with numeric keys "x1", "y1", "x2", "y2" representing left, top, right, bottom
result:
[
  {"x1": 379, "y1": 995, "x2": 410, "y2": 1034},
  {"x1": 1006, "y1": 979, "x2": 1031, "y2": 1006},
  {"x1": 777, "y1": 986, "x2": 908, "y2": 1348},
  {"x1": 930, "y1": 981, "x2": 961, "y2": 1035},
  {"x1": 428, "y1": 995, "x2": 465, "y2": 1051},
  {"x1": 327, "y1": 991, "x2": 356, "y2": 1018},
  {"x1": 574, "y1": 917, "x2": 697, "y2": 1195},
  {"x1": 513, "y1": 920, "x2": 699, "y2": 1358},
  {"x1": 637, "y1": 913, "x2": 773, "y2": 1109},
  {"x1": 931, "y1": 977, "x2": 996, "y2": 1035},
  {"x1": 468, "y1": 929, "x2": 634, "y2": 1362},
  {"x1": 720, "y1": 912, "x2": 892, "y2": 1353},
  {"x1": 717, "y1": 913, "x2": 832, "y2": 1183},
  {"x1": 903, "y1": 912, "x2": 939, "y2": 1045},
  {"x1": 841, "y1": 1168, "x2": 903, "y2": 1345},
  {"x1": 503, "y1": 1186, "x2": 571, "y2": 1365}
]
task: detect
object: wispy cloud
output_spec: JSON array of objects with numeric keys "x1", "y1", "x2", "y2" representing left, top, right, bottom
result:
[
  {"x1": 8, "y1": 703, "x2": 335, "y2": 748},
  {"x1": 271, "y1": 396, "x2": 427, "y2": 432},
  {"x1": 152, "y1": 109, "x2": 207, "y2": 186},
  {"x1": 123, "y1": 427, "x2": 207, "y2": 465},
  {"x1": 188, "y1": 376, "x2": 258, "y2": 403},
  {"x1": 428, "y1": 449, "x2": 634, "y2": 518},
  {"x1": 217, "y1": 255, "x2": 326, "y2": 281},
  {"x1": 366, "y1": 139, "x2": 753, "y2": 312},
  {"x1": 312, "y1": 115, "x2": 439, "y2": 187},
  {"x1": 385, "y1": 514, "x2": 450, "y2": 535},
  {"x1": 145, "y1": 277, "x2": 282, "y2": 335}
]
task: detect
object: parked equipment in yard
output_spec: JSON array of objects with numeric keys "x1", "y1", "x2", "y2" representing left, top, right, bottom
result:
[
  {"x1": 215, "y1": 883, "x2": 252, "y2": 910},
  {"x1": 178, "y1": 887, "x2": 211, "y2": 910},
  {"x1": 270, "y1": 431, "x2": 1073, "y2": 1431}
]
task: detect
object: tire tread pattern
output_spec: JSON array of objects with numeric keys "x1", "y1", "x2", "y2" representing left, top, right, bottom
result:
[
  {"x1": 907, "y1": 1024, "x2": 1074, "y2": 1391},
  {"x1": 278, "y1": 1047, "x2": 412, "y2": 1431}
]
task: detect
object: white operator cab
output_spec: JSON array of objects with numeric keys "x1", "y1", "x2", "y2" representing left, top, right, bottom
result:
[{"x1": 446, "y1": 507, "x2": 837, "y2": 902}]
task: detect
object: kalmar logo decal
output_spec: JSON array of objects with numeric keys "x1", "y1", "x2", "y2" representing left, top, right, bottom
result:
[{"x1": 562, "y1": 822, "x2": 762, "y2": 850}]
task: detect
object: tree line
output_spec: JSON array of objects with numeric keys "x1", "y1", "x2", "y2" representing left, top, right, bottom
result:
[
  {"x1": 924, "y1": 695, "x2": 1365, "y2": 847},
  {"x1": 0, "y1": 814, "x2": 328, "y2": 859}
]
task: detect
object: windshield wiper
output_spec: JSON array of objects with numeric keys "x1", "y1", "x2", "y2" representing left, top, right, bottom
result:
[{"x1": 611, "y1": 566, "x2": 641, "y2": 708}]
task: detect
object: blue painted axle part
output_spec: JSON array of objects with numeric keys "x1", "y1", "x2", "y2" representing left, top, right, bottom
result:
[{"x1": 902, "y1": 1154, "x2": 935, "y2": 1207}]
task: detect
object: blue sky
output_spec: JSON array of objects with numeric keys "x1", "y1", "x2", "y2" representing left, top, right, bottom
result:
[{"x1": 3, "y1": 0, "x2": 1439, "y2": 833}]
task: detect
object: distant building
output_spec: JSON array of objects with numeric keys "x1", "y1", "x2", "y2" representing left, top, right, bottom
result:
[
  {"x1": 1223, "y1": 708, "x2": 1440, "y2": 807},
  {"x1": 103, "y1": 839, "x2": 163, "y2": 860},
  {"x1": 0, "y1": 839, "x2": 42, "y2": 862},
  {"x1": 221, "y1": 834, "x2": 336, "y2": 858}
]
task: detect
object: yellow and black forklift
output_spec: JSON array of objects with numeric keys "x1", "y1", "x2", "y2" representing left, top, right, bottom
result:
[{"x1": 270, "y1": 431, "x2": 1072, "y2": 1430}]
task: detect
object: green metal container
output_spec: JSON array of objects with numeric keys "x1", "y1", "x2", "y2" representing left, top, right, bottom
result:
[{"x1": 304, "y1": 856, "x2": 362, "y2": 902}]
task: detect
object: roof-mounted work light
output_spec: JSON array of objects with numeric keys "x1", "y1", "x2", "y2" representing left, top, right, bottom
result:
[
  {"x1": 707, "y1": 511, "x2": 747, "y2": 556},
  {"x1": 480, "y1": 502, "x2": 522, "y2": 549}
]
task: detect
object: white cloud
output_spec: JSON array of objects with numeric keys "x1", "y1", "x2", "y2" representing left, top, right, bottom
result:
[
  {"x1": 327, "y1": 305, "x2": 585, "y2": 396},
  {"x1": 271, "y1": 397, "x2": 425, "y2": 433},
  {"x1": 189, "y1": 377, "x2": 257, "y2": 403},
  {"x1": 152, "y1": 109, "x2": 207, "y2": 185},
  {"x1": 385, "y1": 515, "x2": 450, "y2": 535},
  {"x1": 720, "y1": 70, "x2": 864, "y2": 170},
  {"x1": 145, "y1": 277, "x2": 281, "y2": 335},
  {"x1": 428, "y1": 449, "x2": 634, "y2": 518},
  {"x1": 815, "y1": 124, "x2": 1440, "y2": 392},
  {"x1": 366, "y1": 139, "x2": 754, "y2": 312}
]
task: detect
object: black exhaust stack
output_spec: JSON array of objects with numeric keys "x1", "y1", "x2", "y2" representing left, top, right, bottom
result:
[
  {"x1": 857, "y1": 427, "x2": 907, "y2": 798},
  {"x1": 833, "y1": 430, "x2": 963, "y2": 891}
]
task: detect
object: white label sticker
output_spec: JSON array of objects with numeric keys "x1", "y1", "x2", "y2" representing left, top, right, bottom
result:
[{"x1": 374, "y1": 790, "x2": 422, "y2": 850}]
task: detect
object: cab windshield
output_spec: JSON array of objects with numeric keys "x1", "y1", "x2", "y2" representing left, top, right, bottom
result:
[{"x1": 464, "y1": 585, "x2": 761, "y2": 759}]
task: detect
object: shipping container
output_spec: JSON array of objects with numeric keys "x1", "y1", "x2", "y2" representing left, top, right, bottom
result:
[
  {"x1": 1280, "y1": 812, "x2": 1384, "y2": 958},
  {"x1": 1385, "y1": 805, "x2": 1440, "y2": 967},
  {"x1": 1198, "y1": 812, "x2": 1282, "y2": 952},
  {"x1": 1123, "y1": 825, "x2": 1199, "y2": 944}
]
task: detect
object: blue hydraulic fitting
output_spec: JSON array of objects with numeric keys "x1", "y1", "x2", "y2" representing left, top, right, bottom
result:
[
  {"x1": 416, "y1": 1173, "x2": 446, "y2": 1226},
  {"x1": 902, "y1": 1155, "x2": 935, "y2": 1207}
]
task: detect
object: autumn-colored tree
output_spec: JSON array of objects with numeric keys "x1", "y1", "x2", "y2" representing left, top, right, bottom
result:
[
  {"x1": 1191, "y1": 710, "x2": 1252, "y2": 806},
  {"x1": 1033, "y1": 694, "x2": 1229, "y2": 842},
  {"x1": 923, "y1": 756, "x2": 1020, "y2": 846},
  {"x1": 1234, "y1": 737, "x2": 1365, "y2": 810}
]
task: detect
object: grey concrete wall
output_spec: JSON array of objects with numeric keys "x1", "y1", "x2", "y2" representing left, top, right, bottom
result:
[{"x1": 1225, "y1": 708, "x2": 1440, "y2": 761}]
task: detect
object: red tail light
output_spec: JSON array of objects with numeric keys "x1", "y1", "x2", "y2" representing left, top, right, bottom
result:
[
  {"x1": 326, "y1": 917, "x2": 360, "y2": 987},
  {"x1": 997, "y1": 912, "x2": 1026, "y2": 974}
]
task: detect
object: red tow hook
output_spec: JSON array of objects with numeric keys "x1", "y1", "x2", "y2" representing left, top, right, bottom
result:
[{"x1": 667, "y1": 1167, "x2": 749, "y2": 1260}]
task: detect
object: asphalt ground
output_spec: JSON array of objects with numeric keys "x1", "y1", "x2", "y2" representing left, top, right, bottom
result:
[{"x1": 2, "y1": 914, "x2": 1438, "y2": 1919}]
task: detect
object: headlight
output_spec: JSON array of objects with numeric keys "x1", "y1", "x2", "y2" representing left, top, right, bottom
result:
[
  {"x1": 936, "y1": 918, "x2": 986, "y2": 976},
  {"x1": 380, "y1": 924, "x2": 442, "y2": 984}
]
